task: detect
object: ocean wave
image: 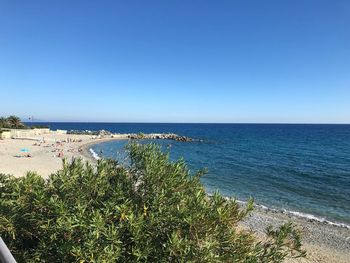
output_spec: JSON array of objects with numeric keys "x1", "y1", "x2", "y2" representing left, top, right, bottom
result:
[
  {"x1": 89, "y1": 148, "x2": 101, "y2": 160},
  {"x1": 279, "y1": 209, "x2": 350, "y2": 229},
  {"x1": 252, "y1": 202, "x2": 350, "y2": 229},
  {"x1": 209, "y1": 194, "x2": 350, "y2": 229}
]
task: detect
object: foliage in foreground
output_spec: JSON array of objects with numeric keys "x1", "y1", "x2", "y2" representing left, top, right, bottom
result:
[{"x1": 0, "y1": 143, "x2": 305, "y2": 262}]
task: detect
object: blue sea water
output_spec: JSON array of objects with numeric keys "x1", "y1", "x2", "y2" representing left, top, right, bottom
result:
[{"x1": 31, "y1": 123, "x2": 350, "y2": 225}]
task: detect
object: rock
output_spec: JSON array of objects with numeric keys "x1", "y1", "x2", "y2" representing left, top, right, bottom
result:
[{"x1": 67, "y1": 130, "x2": 195, "y2": 142}]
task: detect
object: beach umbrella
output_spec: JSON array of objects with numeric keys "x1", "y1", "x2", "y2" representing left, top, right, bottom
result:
[{"x1": 20, "y1": 148, "x2": 29, "y2": 153}]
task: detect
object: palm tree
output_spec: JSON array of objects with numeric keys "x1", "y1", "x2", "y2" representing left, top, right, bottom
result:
[
  {"x1": 0, "y1": 117, "x2": 9, "y2": 128},
  {"x1": 7, "y1": 115, "x2": 23, "y2": 128}
]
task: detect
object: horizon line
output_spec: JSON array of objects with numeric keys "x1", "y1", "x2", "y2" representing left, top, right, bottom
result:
[{"x1": 23, "y1": 121, "x2": 350, "y2": 125}]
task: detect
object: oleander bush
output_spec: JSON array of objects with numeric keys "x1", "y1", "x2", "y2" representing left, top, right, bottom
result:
[{"x1": 0, "y1": 143, "x2": 305, "y2": 262}]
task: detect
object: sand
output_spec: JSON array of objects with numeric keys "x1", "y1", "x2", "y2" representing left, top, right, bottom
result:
[
  {"x1": 241, "y1": 207, "x2": 350, "y2": 263},
  {"x1": 0, "y1": 136, "x2": 349, "y2": 262},
  {"x1": 0, "y1": 134, "x2": 109, "y2": 178}
]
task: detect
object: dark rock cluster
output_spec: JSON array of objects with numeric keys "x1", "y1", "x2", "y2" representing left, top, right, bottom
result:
[
  {"x1": 67, "y1": 129, "x2": 112, "y2": 136},
  {"x1": 67, "y1": 130, "x2": 194, "y2": 142},
  {"x1": 128, "y1": 133, "x2": 193, "y2": 142}
]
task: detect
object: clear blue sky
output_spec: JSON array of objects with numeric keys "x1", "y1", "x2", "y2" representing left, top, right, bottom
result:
[{"x1": 0, "y1": 0, "x2": 349, "y2": 123}]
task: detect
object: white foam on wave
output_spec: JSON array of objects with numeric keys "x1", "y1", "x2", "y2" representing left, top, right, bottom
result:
[
  {"x1": 280, "y1": 209, "x2": 350, "y2": 229},
  {"x1": 89, "y1": 148, "x2": 101, "y2": 160},
  {"x1": 208, "y1": 192, "x2": 350, "y2": 230},
  {"x1": 255, "y1": 203, "x2": 350, "y2": 229}
]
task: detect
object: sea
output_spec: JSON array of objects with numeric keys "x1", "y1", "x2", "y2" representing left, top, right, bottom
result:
[{"x1": 29, "y1": 123, "x2": 350, "y2": 226}]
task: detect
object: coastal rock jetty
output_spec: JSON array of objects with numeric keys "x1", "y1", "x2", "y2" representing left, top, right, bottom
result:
[
  {"x1": 67, "y1": 130, "x2": 194, "y2": 142},
  {"x1": 67, "y1": 129, "x2": 112, "y2": 136},
  {"x1": 127, "y1": 133, "x2": 193, "y2": 142}
]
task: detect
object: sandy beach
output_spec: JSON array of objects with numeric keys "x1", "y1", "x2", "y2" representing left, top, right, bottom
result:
[
  {"x1": 0, "y1": 135, "x2": 349, "y2": 262},
  {"x1": 0, "y1": 134, "x2": 116, "y2": 178}
]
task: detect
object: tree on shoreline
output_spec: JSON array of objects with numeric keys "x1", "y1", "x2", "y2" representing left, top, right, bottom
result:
[
  {"x1": 7, "y1": 115, "x2": 23, "y2": 128},
  {"x1": 0, "y1": 115, "x2": 26, "y2": 129},
  {"x1": 0, "y1": 117, "x2": 9, "y2": 128},
  {"x1": 0, "y1": 143, "x2": 306, "y2": 262}
]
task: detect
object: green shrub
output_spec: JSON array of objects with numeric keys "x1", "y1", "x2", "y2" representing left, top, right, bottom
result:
[{"x1": 0, "y1": 143, "x2": 305, "y2": 262}]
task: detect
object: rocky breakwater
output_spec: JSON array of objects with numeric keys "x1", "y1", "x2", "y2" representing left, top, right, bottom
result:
[
  {"x1": 128, "y1": 133, "x2": 193, "y2": 142},
  {"x1": 67, "y1": 130, "x2": 195, "y2": 142},
  {"x1": 67, "y1": 129, "x2": 112, "y2": 136}
]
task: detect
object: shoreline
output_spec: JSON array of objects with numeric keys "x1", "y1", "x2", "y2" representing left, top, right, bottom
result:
[
  {"x1": 84, "y1": 138, "x2": 350, "y2": 230},
  {"x1": 79, "y1": 136, "x2": 134, "y2": 163},
  {"x1": 237, "y1": 200, "x2": 350, "y2": 230},
  {"x1": 84, "y1": 138, "x2": 350, "y2": 226},
  {"x1": 0, "y1": 134, "x2": 129, "y2": 178},
  {"x1": 242, "y1": 205, "x2": 350, "y2": 263},
  {"x1": 1, "y1": 135, "x2": 349, "y2": 262},
  {"x1": 83, "y1": 139, "x2": 350, "y2": 262}
]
